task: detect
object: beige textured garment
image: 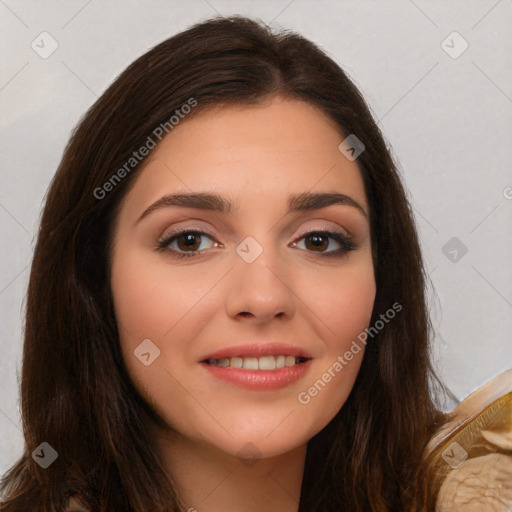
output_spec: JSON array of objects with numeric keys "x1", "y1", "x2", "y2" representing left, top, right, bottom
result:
[{"x1": 423, "y1": 369, "x2": 512, "y2": 511}]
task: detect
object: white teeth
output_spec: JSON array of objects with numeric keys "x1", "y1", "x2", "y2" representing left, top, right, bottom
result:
[
  {"x1": 285, "y1": 355, "x2": 296, "y2": 367},
  {"x1": 230, "y1": 357, "x2": 243, "y2": 368},
  {"x1": 242, "y1": 357, "x2": 259, "y2": 370},
  {"x1": 258, "y1": 356, "x2": 276, "y2": 370},
  {"x1": 207, "y1": 355, "x2": 305, "y2": 370}
]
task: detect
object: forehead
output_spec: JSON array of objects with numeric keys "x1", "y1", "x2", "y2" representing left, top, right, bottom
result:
[
  {"x1": 120, "y1": 96, "x2": 368, "y2": 215},
  {"x1": 152, "y1": 96, "x2": 347, "y2": 163}
]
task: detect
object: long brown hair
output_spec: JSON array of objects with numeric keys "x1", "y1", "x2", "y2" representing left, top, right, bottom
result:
[{"x1": 0, "y1": 16, "x2": 445, "y2": 512}]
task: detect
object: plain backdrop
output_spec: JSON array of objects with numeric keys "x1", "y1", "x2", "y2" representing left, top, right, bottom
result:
[{"x1": 1, "y1": 0, "x2": 511, "y2": 474}]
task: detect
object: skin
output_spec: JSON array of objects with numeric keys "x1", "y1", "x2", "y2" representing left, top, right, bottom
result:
[{"x1": 110, "y1": 96, "x2": 376, "y2": 511}]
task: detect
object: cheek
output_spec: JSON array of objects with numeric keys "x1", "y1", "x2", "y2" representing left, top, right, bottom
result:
[
  {"x1": 110, "y1": 247, "x2": 217, "y2": 341},
  {"x1": 110, "y1": 248, "x2": 225, "y2": 403},
  {"x1": 304, "y1": 260, "x2": 376, "y2": 350},
  {"x1": 290, "y1": 260, "x2": 375, "y2": 422},
  {"x1": 332, "y1": 277, "x2": 375, "y2": 349},
  {"x1": 110, "y1": 251, "x2": 207, "y2": 428}
]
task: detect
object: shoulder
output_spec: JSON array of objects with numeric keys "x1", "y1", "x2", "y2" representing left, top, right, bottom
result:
[{"x1": 425, "y1": 369, "x2": 512, "y2": 511}]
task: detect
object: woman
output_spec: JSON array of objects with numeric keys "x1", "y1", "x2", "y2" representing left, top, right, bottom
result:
[{"x1": 0, "y1": 15, "x2": 509, "y2": 512}]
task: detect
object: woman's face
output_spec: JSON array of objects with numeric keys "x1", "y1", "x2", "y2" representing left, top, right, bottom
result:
[{"x1": 110, "y1": 96, "x2": 376, "y2": 461}]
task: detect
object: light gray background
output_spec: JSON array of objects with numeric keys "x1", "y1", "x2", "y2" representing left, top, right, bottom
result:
[{"x1": 1, "y1": 0, "x2": 511, "y2": 474}]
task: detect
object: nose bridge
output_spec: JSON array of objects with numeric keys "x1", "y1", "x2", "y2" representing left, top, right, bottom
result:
[{"x1": 226, "y1": 233, "x2": 295, "y2": 321}]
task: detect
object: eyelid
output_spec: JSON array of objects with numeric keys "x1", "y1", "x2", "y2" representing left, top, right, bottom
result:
[
  {"x1": 293, "y1": 225, "x2": 351, "y2": 241},
  {"x1": 159, "y1": 226, "x2": 218, "y2": 241}
]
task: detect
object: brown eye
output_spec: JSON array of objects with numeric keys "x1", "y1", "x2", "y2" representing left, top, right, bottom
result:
[
  {"x1": 293, "y1": 230, "x2": 356, "y2": 256},
  {"x1": 304, "y1": 233, "x2": 329, "y2": 252},
  {"x1": 176, "y1": 233, "x2": 202, "y2": 251},
  {"x1": 156, "y1": 230, "x2": 218, "y2": 257}
]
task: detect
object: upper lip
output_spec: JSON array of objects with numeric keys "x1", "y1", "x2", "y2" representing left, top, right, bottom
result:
[{"x1": 200, "y1": 343, "x2": 313, "y2": 361}]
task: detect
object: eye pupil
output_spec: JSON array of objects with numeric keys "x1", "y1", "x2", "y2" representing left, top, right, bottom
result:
[
  {"x1": 178, "y1": 233, "x2": 201, "y2": 251},
  {"x1": 306, "y1": 234, "x2": 328, "y2": 251}
]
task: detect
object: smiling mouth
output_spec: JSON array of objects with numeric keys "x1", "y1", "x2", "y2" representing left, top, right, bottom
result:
[{"x1": 203, "y1": 355, "x2": 311, "y2": 370}]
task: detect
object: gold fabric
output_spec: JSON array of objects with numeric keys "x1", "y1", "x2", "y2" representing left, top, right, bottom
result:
[{"x1": 424, "y1": 369, "x2": 512, "y2": 511}]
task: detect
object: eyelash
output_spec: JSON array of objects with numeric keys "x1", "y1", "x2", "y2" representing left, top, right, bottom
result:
[{"x1": 155, "y1": 229, "x2": 356, "y2": 259}]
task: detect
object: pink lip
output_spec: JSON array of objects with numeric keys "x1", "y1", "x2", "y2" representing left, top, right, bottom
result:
[
  {"x1": 200, "y1": 343, "x2": 313, "y2": 361},
  {"x1": 201, "y1": 359, "x2": 313, "y2": 391}
]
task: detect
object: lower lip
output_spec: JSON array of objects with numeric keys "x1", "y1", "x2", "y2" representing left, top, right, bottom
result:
[{"x1": 201, "y1": 359, "x2": 313, "y2": 391}]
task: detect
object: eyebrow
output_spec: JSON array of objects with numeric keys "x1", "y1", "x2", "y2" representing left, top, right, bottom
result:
[{"x1": 137, "y1": 191, "x2": 368, "y2": 222}]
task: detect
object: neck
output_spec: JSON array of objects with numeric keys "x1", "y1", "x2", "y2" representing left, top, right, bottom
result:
[{"x1": 154, "y1": 429, "x2": 306, "y2": 512}]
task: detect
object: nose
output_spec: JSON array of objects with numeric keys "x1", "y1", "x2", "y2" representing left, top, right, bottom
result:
[{"x1": 225, "y1": 242, "x2": 296, "y2": 324}]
